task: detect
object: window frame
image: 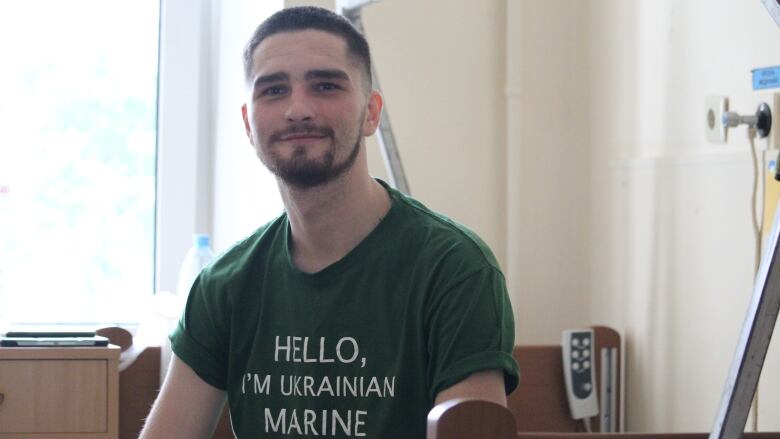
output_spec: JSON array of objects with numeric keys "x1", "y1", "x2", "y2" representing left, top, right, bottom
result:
[{"x1": 155, "y1": 0, "x2": 216, "y2": 297}]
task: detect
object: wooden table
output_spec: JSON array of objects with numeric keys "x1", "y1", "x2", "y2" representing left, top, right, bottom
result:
[{"x1": 0, "y1": 345, "x2": 119, "y2": 439}]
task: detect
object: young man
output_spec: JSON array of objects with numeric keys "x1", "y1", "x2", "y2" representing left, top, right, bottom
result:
[{"x1": 141, "y1": 6, "x2": 518, "y2": 438}]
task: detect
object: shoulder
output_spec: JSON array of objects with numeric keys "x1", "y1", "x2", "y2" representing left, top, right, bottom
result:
[
  {"x1": 198, "y1": 213, "x2": 287, "y2": 286},
  {"x1": 388, "y1": 186, "x2": 502, "y2": 276}
]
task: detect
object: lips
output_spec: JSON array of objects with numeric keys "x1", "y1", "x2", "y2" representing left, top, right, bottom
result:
[
  {"x1": 271, "y1": 125, "x2": 334, "y2": 144},
  {"x1": 278, "y1": 133, "x2": 328, "y2": 141}
]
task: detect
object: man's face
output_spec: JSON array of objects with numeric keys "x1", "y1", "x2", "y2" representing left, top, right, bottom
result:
[{"x1": 242, "y1": 30, "x2": 381, "y2": 189}]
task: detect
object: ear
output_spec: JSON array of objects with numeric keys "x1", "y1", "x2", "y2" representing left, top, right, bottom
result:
[
  {"x1": 241, "y1": 103, "x2": 254, "y2": 144},
  {"x1": 362, "y1": 90, "x2": 383, "y2": 137}
]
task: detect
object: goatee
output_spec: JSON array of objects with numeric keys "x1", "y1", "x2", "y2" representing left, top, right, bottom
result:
[{"x1": 263, "y1": 130, "x2": 362, "y2": 189}]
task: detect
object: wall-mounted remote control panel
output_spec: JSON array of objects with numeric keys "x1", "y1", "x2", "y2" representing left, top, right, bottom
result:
[{"x1": 562, "y1": 328, "x2": 600, "y2": 420}]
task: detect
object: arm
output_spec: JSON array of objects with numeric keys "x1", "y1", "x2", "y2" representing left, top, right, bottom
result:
[
  {"x1": 427, "y1": 266, "x2": 518, "y2": 408},
  {"x1": 139, "y1": 354, "x2": 227, "y2": 439},
  {"x1": 434, "y1": 369, "x2": 507, "y2": 406}
]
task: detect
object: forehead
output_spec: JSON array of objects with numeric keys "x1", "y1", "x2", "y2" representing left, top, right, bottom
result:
[{"x1": 249, "y1": 30, "x2": 355, "y2": 79}]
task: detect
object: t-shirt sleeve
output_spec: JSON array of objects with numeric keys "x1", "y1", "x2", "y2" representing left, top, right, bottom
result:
[
  {"x1": 169, "y1": 271, "x2": 230, "y2": 390},
  {"x1": 426, "y1": 265, "x2": 519, "y2": 400}
]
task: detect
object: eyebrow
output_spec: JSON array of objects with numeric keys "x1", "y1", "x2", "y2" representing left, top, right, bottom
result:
[
  {"x1": 252, "y1": 69, "x2": 352, "y2": 91},
  {"x1": 253, "y1": 72, "x2": 289, "y2": 90},
  {"x1": 304, "y1": 69, "x2": 350, "y2": 82}
]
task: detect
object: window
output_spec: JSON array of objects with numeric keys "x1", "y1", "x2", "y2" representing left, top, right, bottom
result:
[{"x1": 0, "y1": 1, "x2": 160, "y2": 325}]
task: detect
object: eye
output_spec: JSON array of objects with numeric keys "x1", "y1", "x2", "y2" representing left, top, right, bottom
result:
[
  {"x1": 315, "y1": 82, "x2": 341, "y2": 92},
  {"x1": 260, "y1": 85, "x2": 288, "y2": 97}
]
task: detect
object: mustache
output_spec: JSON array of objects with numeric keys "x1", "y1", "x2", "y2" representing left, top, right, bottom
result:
[{"x1": 269, "y1": 124, "x2": 334, "y2": 143}]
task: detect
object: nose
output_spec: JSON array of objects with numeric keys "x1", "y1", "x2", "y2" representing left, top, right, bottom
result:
[{"x1": 284, "y1": 88, "x2": 315, "y2": 122}]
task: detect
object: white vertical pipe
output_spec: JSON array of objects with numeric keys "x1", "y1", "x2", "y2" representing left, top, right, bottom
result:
[{"x1": 505, "y1": 0, "x2": 524, "y2": 342}]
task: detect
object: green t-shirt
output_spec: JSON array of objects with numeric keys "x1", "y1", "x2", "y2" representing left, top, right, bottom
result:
[{"x1": 171, "y1": 182, "x2": 519, "y2": 438}]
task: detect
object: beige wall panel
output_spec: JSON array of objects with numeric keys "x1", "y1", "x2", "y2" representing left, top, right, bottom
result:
[
  {"x1": 361, "y1": 0, "x2": 508, "y2": 268},
  {"x1": 505, "y1": 0, "x2": 592, "y2": 344}
]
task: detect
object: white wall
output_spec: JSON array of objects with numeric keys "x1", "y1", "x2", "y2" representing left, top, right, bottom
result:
[
  {"x1": 550, "y1": 0, "x2": 778, "y2": 432},
  {"x1": 587, "y1": 0, "x2": 779, "y2": 432},
  {"x1": 506, "y1": 0, "x2": 780, "y2": 432}
]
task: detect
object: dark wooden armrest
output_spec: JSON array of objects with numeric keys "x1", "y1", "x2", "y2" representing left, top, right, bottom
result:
[
  {"x1": 427, "y1": 398, "x2": 517, "y2": 439},
  {"x1": 517, "y1": 433, "x2": 780, "y2": 439}
]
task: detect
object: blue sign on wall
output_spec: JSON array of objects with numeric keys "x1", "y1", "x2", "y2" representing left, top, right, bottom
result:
[{"x1": 752, "y1": 65, "x2": 780, "y2": 90}]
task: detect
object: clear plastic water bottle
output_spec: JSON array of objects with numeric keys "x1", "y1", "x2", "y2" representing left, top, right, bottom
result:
[{"x1": 175, "y1": 234, "x2": 215, "y2": 299}]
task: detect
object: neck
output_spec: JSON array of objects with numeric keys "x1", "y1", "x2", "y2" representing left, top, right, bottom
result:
[{"x1": 279, "y1": 154, "x2": 391, "y2": 273}]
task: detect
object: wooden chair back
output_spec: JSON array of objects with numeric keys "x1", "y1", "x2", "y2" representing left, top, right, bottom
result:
[{"x1": 509, "y1": 326, "x2": 622, "y2": 432}]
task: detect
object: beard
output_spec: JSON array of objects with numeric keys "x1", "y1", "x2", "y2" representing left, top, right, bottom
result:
[{"x1": 258, "y1": 121, "x2": 363, "y2": 189}]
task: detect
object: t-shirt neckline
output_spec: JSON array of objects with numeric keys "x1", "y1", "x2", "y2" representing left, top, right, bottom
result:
[{"x1": 282, "y1": 179, "x2": 401, "y2": 285}]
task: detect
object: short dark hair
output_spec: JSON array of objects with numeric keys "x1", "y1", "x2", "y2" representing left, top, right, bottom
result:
[{"x1": 243, "y1": 6, "x2": 372, "y2": 87}]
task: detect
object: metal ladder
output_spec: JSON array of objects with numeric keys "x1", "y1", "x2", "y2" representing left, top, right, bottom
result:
[
  {"x1": 711, "y1": 187, "x2": 780, "y2": 438},
  {"x1": 337, "y1": 0, "x2": 410, "y2": 195}
]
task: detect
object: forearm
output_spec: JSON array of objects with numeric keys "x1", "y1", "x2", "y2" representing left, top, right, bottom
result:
[
  {"x1": 434, "y1": 369, "x2": 507, "y2": 407},
  {"x1": 140, "y1": 355, "x2": 227, "y2": 439}
]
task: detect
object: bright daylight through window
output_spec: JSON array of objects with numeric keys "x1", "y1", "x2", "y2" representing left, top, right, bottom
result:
[{"x1": 0, "y1": 1, "x2": 160, "y2": 325}]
